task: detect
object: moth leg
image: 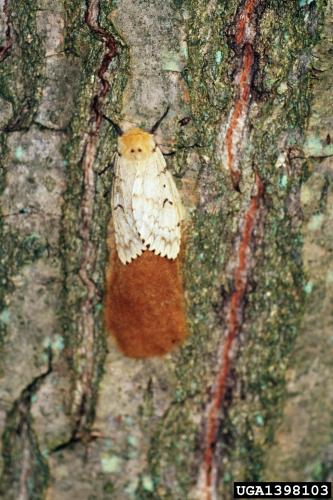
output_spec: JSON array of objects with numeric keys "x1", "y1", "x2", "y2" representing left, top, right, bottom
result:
[
  {"x1": 99, "y1": 155, "x2": 117, "y2": 198},
  {"x1": 97, "y1": 159, "x2": 115, "y2": 176},
  {"x1": 163, "y1": 151, "x2": 176, "y2": 157},
  {"x1": 103, "y1": 174, "x2": 115, "y2": 199},
  {"x1": 113, "y1": 204, "x2": 125, "y2": 212}
]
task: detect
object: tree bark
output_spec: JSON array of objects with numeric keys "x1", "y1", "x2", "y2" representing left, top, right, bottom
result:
[{"x1": 0, "y1": 0, "x2": 332, "y2": 499}]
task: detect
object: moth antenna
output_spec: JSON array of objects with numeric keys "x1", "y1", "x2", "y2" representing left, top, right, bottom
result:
[
  {"x1": 103, "y1": 114, "x2": 123, "y2": 136},
  {"x1": 150, "y1": 106, "x2": 170, "y2": 134}
]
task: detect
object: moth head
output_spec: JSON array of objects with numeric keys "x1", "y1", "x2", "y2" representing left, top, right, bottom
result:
[
  {"x1": 104, "y1": 107, "x2": 170, "y2": 162},
  {"x1": 118, "y1": 128, "x2": 156, "y2": 161}
]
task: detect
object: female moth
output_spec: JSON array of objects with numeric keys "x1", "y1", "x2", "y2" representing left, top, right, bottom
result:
[
  {"x1": 104, "y1": 108, "x2": 188, "y2": 358},
  {"x1": 108, "y1": 107, "x2": 184, "y2": 265}
]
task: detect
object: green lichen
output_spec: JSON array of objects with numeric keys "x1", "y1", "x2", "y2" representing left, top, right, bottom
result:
[
  {"x1": 1, "y1": 375, "x2": 50, "y2": 500},
  {"x1": 0, "y1": 0, "x2": 47, "y2": 345},
  {"x1": 14, "y1": 146, "x2": 25, "y2": 160},
  {"x1": 100, "y1": 453, "x2": 122, "y2": 473},
  {"x1": 133, "y1": 1, "x2": 327, "y2": 498},
  {"x1": 184, "y1": 0, "x2": 238, "y2": 140},
  {"x1": 303, "y1": 135, "x2": 333, "y2": 157},
  {"x1": 60, "y1": 0, "x2": 129, "y2": 429},
  {"x1": 0, "y1": 309, "x2": 10, "y2": 326},
  {"x1": 0, "y1": 0, "x2": 46, "y2": 128}
]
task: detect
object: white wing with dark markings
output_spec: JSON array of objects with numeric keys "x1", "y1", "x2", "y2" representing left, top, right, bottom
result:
[
  {"x1": 112, "y1": 154, "x2": 143, "y2": 264},
  {"x1": 111, "y1": 148, "x2": 184, "y2": 264},
  {"x1": 132, "y1": 148, "x2": 184, "y2": 259}
]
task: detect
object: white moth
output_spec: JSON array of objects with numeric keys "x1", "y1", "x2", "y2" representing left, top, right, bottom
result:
[{"x1": 110, "y1": 122, "x2": 184, "y2": 265}]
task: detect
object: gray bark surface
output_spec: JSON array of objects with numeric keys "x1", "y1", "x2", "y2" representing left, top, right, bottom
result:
[{"x1": 0, "y1": 0, "x2": 332, "y2": 499}]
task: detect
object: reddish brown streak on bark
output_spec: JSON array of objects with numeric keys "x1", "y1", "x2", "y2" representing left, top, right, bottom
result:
[
  {"x1": 199, "y1": 3, "x2": 265, "y2": 495},
  {"x1": 235, "y1": 0, "x2": 257, "y2": 46},
  {"x1": 0, "y1": 0, "x2": 13, "y2": 62},
  {"x1": 225, "y1": 43, "x2": 254, "y2": 190},
  {"x1": 73, "y1": 0, "x2": 117, "y2": 430},
  {"x1": 203, "y1": 173, "x2": 264, "y2": 500},
  {"x1": 85, "y1": 0, "x2": 118, "y2": 129},
  {"x1": 224, "y1": 0, "x2": 259, "y2": 190}
]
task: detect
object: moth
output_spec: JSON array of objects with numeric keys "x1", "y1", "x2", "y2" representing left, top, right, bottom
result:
[{"x1": 105, "y1": 108, "x2": 184, "y2": 265}]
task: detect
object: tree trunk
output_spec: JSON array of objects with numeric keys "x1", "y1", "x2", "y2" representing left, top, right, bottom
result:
[{"x1": 0, "y1": 0, "x2": 332, "y2": 499}]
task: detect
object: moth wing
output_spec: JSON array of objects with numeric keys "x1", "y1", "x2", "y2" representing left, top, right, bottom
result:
[
  {"x1": 132, "y1": 148, "x2": 183, "y2": 259},
  {"x1": 112, "y1": 154, "x2": 144, "y2": 264}
]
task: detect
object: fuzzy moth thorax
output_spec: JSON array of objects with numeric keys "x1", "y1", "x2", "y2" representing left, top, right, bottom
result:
[{"x1": 118, "y1": 128, "x2": 155, "y2": 162}]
